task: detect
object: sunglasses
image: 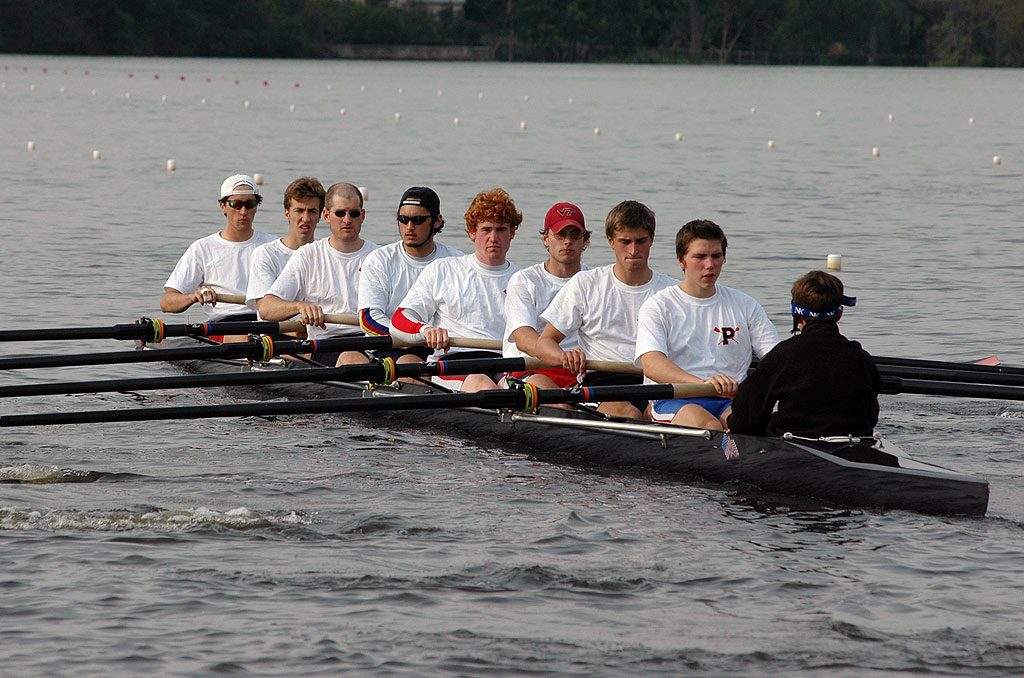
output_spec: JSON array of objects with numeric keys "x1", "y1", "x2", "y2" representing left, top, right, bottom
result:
[
  {"x1": 397, "y1": 214, "x2": 431, "y2": 225},
  {"x1": 225, "y1": 198, "x2": 260, "y2": 210},
  {"x1": 333, "y1": 209, "x2": 363, "y2": 219}
]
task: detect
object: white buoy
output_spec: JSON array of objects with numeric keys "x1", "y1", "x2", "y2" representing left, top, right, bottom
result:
[
  {"x1": 750, "y1": 106, "x2": 756, "y2": 113},
  {"x1": 167, "y1": 159, "x2": 176, "y2": 171},
  {"x1": 253, "y1": 174, "x2": 264, "y2": 185},
  {"x1": 243, "y1": 100, "x2": 250, "y2": 108},
  {"x1": 91, "y1": 89, "x2": 96, "y2": 95},
  {"x1": 27, "y1": 141, "x2": 36, "y2": 151},
  {"x1": 594, "y1": 127, "x2": 601, "y2": 136},
  {"x1": 59, "y1": 86, "x2": 65, "y2": 93},
  {"x1": 520, "y1": 121, "x2": 527, "y2": 130},
  {"x1": 767, "y1": 139, "x2": 775, "y2": 149},
  {"x1": 888, "y1": 113, "x2": 894, "y2": 121},
  {"x1": 827, "y1": 254, "x2": 842, "y2": 271},
  {"x1": 568, "y1": 97, "x2": 573, "y2": 104},
  {"x1": 437, "y1": 89, "x2": 443, "y2": 97},
  {"x1": 993, "y1": 156, "x2": 1001, "y2": 165},
  {"x1": 1, "y1": 83, "x2": 6, "y2": 89},
  {"x1": 453, "y1": 117, "x2": 460, "y2": 126},
  {"x1": 394, "y1": 112, "x2": 401, "y2": 121},
  {"x1": 816, "y1": 110, "x2": 822, "y2": 117},
  {"x1": 478, "y1": 92, "x2": 484, "y2": 99},
  {"x1": 124, "y1": 91, "x2": 131, "y2": 99},
  {"x1": 339, "y1": 108, "x2": 346, "y2": 116},
  {"x1": 327, "y1": 84, "x2": 332, "y2": 90},
  {"x1": 872, "y1": 147, "x2": 880, "y2": 157},
  {"x1": 358, "y1": 186, "x2": 369, "y2": 202},
  {"x1": 524, "y1": 95, "x2": 529, "y2": 101},
  {"x1": 200, "y1": 97, "x2": 206, "y2": 105},
  {"x1": 92, "y1": 150, "x2": 101, "y2": 160},
  {"x1": 968, "y1": 117, "x2": 975, "y2": 125},
  {"x1": 398, "y1": 87, "x2": 403, "y2": 94},
  {"x1": 360, "y1": 84, "x2": 365, "y2": 92},
  {"x1": 289, "y1": 104, "x2": 295, "y2": 112},
  {"x1": 674, "y1": 132, "x2": 682, "y2": 142},
  {"x1": 161, "y1": 94, "x2": 167, "y2": 103},
  {"x1": 30, "y1": 84, "x2": 36, "y2": 91}
]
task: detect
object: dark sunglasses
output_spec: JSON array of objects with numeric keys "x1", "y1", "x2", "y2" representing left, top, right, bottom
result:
[
  {"x1": 225, "y1": 198, "x2": 260, "y2": 210},
  {"x1": 333, "y1": 209, "x2": 363, "y2": 219},
  {"x1": 397, "y1": 214, "x2": 431, "y2": 225}
]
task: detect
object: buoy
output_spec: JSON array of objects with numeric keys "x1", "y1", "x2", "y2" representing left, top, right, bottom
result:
[
  {"x1": 827, "y1": 254, "x2": 842, "y2": 271},
  {"x1": 289, "y1": 104, "x2": 295, "y2": 112},
  {"x1": 594, "y1": 127, "x2": 601, "y2": 135},
  {"x1": 161, "y1": 94, "x2": 167, "y2": 103},
  {"x1": 674, "y1": 133, "x2": 682, "y2": 142},
  {"x1": 993, "y1": 156, "x2": 1001, "y2": 165},
  {"x1": 327, "y1": 84, "x2": 332, "y2": 90},
  {"x1": 968, "y1": 117, "x2": 975, "y2": 125},
  {"x1": 398, "y1": 87, "x2": 403, "y2": 94},
  {"x1": 179, "y1": 75, "x2": 185, "y2": 81},
  {"x1": 394, "y1": 112, "x2": 401, "y2": 121},
  {"x1": 92, "y1": 150, "x2": 101, "y2": 160},
  {"x1": 59, "y1": 86, "x2": 64, "y2": 93},
  {"x1": 201, "y1": 97, "x2": 206, "y2": 105},
  {"x1": 816, "y1": 110, "x2": 822, "y2": 117},
  {"x1": 154, "y1": 74, "x2": 159, "y2": 79},
  {"x1": 167, "y1": 159, "x2": 176, "y2": 171},
  {"x1": 243, "y1": 100, "x2": 250, "y2": 108},
  {"x1": 872, "y1": 147, "x2": 880, "y2": 157},
  {"x1": 520, "y1": 121, "x2": 527, "y2": 130},
  {"x1": 262, "y1": 80, "x2": 268, "y2": 86},
  {"x1": 453, "y1": 117, "x2": 460, "y2": 126},
  {"x1": 750, "y1": 106, "x2": 756, "y2": 113},
  {"x1": 478, "y1": 92, "x2": 484, "y2": 99},
  {"x1": 234, "y1": 79, "x2": 239, "y2": 85},
  {"x1": 27, "y1": 141, "x2": 35, "y2": 151},
  {"x1": 1, "y1": 83, "x2": 6, "y2": 89},
  {"x1": 436, "y1": 89, "x2": 442, "y2": 96},
  {"x1": 339, "y1": 108, "x2": 346, "y2": 116},
  {"x1": 253, "y1": 174, "x2": 263, "y2": 185},
  {"x1": 524, "y1": 95, "x2": 529, "y2": 101},
  {"x1": 568, "y1": 97, "x2": 573, "y2": 104},
  {"x1": 29, "y1": 84, "x2": 36, "y2": 91},
  {"x1": 124, "y1": 91, "x2": 130, "y2": 99},
  {"x1": 91, "y1": 89, "x2": 96, "y2": 95},
  {"x1": 360, "y1": 84, "x2": 365, "y2": 92},
  {"x1": 888, "y1": 113, "x2": 894, "y2": 121},
  {"x1": 767, "y1": 139, "x2": 775, "y2": 149},
  {"x1": 358, "y1": 186, "x2": 369, "y2": 202}
]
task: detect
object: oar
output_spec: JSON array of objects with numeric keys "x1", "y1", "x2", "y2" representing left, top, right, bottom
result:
[
  {"x1": 0, "y1": 382, "x2": 715, "y2": 428},
  {"x1": 0, "y1": 318, "x2": 307, "y2": 343},
  {"x1": 875, "y1": 364, "x2": 1024, "y2": 388},
  {"x1": 0, "y1": 356, "x2": 639, "y2": 398},
  {"x1": 872, "y1": 354, "x2": 1024, "y2": 376},
  {"x1": 880, "y1": 375, "x2": 1024, "y2": 401}
]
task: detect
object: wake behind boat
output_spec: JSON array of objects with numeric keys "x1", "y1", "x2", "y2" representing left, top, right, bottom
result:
[{"x1": 165, "y1": 337, "x2": 989, "y2": 516}]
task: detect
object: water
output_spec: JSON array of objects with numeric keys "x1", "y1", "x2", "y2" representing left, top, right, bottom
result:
[{"x1": 1, "y1": 56, "x2": 1023, "y2": 675}]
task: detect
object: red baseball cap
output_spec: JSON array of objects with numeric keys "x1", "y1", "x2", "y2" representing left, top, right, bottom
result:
[{"x1": 544, "y1": 202, "x2": 585, "y2": 234}]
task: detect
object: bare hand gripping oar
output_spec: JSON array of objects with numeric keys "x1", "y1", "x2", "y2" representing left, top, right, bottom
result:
[
  {"x1": 0, "y1": 382, "x2": 716, "y2": 428},
  {"x1": 0, "y1": 357, "x2": 637, "y2": 398}
]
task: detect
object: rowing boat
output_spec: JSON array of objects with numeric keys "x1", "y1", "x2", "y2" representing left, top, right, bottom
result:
[{"x1": 168, "y1": 338, "x2": 990, "y2": 516}]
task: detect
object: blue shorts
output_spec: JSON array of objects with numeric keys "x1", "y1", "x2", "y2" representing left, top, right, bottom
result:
[{"x1": 650, "y1": 396, "x2": 732, "y2": 423}]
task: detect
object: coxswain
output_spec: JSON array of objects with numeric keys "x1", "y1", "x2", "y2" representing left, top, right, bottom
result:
[{"x1": 727, "y1": 270, "x2": 880, "y2": 437}]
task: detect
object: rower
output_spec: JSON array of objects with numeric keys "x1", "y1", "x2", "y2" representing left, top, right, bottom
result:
[
  {"x1": 160, "y1": 173, "x2": 276, "y2": 322},
  {"x1": 535, "y1": 200, "x2": 677, "y2": 419},
  {"x1": 245, "y1": 177, "x2": 325, "y2": 322},
  {"x1": 503, "y1": 201, "x2": 591, "y2": 391},
  {"x1": 727, "y1": 270, "x2": 880, "y2": 437},
  {"x1": 259, "y1": 182, "x2": 379, "y2": 366},
  {"x1": 390, "y1": 187, "x2": 521, "y2": 392},
  {"x1": 357, "y1": 186, "x2": 463, "y2": 367},
  {"x1": 635, "y1": 219, "x2": 779, "y2": 430}
]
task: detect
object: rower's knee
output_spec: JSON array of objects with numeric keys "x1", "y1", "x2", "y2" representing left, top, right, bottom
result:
[
  {"x1": 672, "y1": 404, "x2": 724, "y2": 430},
  {"x1": 336, "y1": 351, "x2": 370, "y2": 366},
  {"x1": 461, "y1": 374, "x2": 498, "y2": 392}
]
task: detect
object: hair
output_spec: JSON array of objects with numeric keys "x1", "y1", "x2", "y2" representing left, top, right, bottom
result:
[
  {"x1": 604, "y1": 200, "x2": 655, "y2": 239},
  {"x1": 792, "y1": 270, "x2": 845, "y2": 314},
  {"x1": 324, "y1": 182, "x2": 364, "y2": 209},
  {"x1": 464, "y1": 188, "x2": 523, "y2": 234},
  {"x1": 675, "y1": 219, "x2": 728, "y2": 260},
  {"x1": 284, "y1": 177, "x2": 326, "y2": 211}
]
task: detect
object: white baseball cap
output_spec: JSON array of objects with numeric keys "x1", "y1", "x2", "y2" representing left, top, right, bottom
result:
[{"x1": 219, "y1": 174, "x2": 260, "y2": 200}]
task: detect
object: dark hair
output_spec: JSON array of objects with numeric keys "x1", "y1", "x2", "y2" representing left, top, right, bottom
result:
[
  {"x1": 605, "y1": 200, "x2": 655, "y2": 239},
  {"x1": 675, "y1": 219, "x2": 727, "y2": 260},
  {"x1": 792, "y1": 270, "x2": 844, "y2": 314},
  {"x1": 284, "y1": 177, "x2": 326, "y2": 211}
]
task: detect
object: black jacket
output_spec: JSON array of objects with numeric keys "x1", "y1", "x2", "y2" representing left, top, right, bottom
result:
[{"x1": 727, "y1": 321, "x2": 881, "y2": 437}]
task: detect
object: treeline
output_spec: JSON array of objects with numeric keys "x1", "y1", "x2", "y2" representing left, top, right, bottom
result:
[{"x1": 2, "y1": 0, "x2": 1023, "y2": 66}]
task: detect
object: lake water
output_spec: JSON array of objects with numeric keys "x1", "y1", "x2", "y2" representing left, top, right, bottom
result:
[{"x1": 1, "y1": 56, "x2": 1023, "y2": 675}]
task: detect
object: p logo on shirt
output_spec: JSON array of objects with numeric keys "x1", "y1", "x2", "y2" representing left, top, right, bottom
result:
[{"x1": 715, "y1": 326, "x2": 740, "y2": 345}]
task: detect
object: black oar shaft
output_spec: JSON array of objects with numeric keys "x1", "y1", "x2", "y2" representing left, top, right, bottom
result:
[
  {"x1": 0, "y1": 320, "x2": 291, "y2": 343},
  {"x1": 877, "y1": 365, "x2": 1024, "y2": 388},
  {"x1": 0, "y1": 357, "x2": 534, "y2": 398},
  {"x1": 881, "y1": 376, "x2": 1024, "y2": 401},
  {"x1": 0, "y1": 383, "x2": 684, "y2": 428}
]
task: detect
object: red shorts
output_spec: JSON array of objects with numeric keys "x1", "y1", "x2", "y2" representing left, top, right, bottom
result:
[{"x1": 506, "y1": 368, "x2": 580, "y2": 389}]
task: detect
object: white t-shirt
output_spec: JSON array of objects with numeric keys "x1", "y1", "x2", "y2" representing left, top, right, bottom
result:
[
  {"x1": 357, "y1": 240, "x2": 463, "y2": 335},
  {"x1": 164, "y1": 230, "x2": 276, "y2": 320},
  {"x1": 541, "y1": 264, "x2": 678, "y2": 363},
  {"x1": 392, "y1": 253, "x2": 519, "y2": 352},
  {"x1": 634, "y1": 283, "x2": 780, "y2": 381},
  {"x1": 503, "y1": 262, "x2": 590, "y2": 358},
  {"x1": 245, "y1": 238, "x2": 306, "y2": 309},
  {"x1": 266, "y1": 238, "x2": 379, "y2": 340}
]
